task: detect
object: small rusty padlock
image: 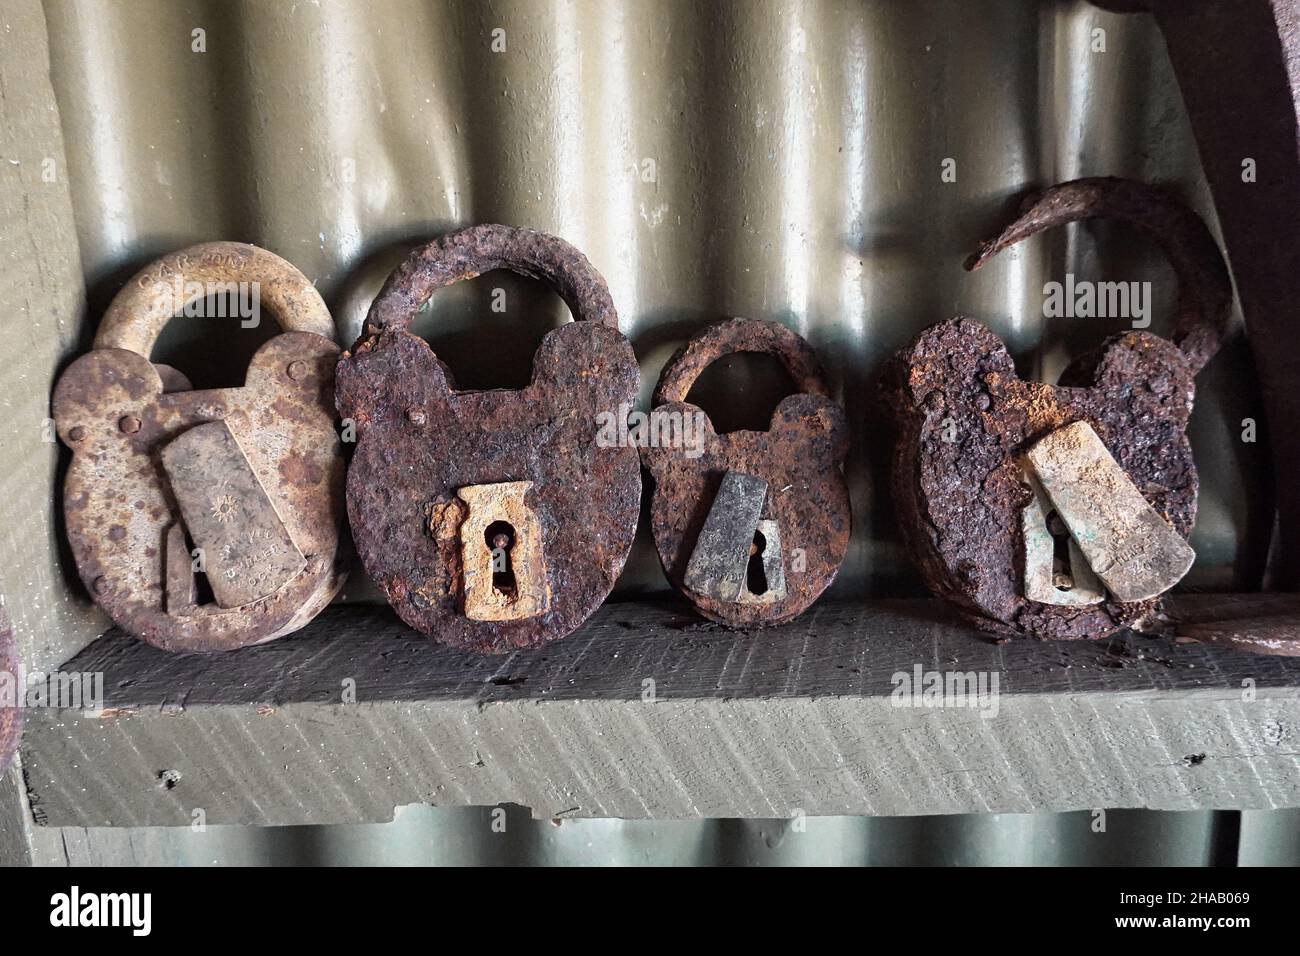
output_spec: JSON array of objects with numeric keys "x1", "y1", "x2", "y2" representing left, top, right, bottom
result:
[
  {"x1": 642, "y1": 318, "x2": 851, "y2": 627},
  {"x1": 53, "y1": 243, "x2": 349, "y2": 652},
  {"x1": 885, "y1": 177, "x2": 1232, "y2": 640},
  {"x1": 0, "y1": 608, "x2": 19, "y2": 774},
  {"x1": 335, "y1": 224, "x2": 641, "y2": 653}
]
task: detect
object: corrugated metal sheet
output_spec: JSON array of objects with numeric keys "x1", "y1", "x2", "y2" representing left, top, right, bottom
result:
[
  {"x1": 52, "y1": 807, "x2": 1297, "y2": 866},
  {"x1": 30, "y1": 0, "x2": 1289, "y2": 862}
]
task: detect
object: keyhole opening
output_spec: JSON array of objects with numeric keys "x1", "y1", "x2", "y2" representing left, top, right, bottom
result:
[
  {"x1": 1046, "y1": 509, "x2": 1074, "y2": 591},
  {"x1": 746, "y1": 530, "x2": 769, "y2": 596},
  {"x1": 485, "y1": 520, "x2": 517, "y2": 595}
]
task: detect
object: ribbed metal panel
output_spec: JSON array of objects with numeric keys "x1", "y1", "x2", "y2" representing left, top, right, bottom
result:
[
  {"x1": 56, "y1": 807, "x2": 1280, "y2": 866},
  {"x1": 44, "y1": 0, "x2": 1270, "y2": 600},
  {"x1": 34, "y1": 0, "x2": 1288, "y2": 862}
]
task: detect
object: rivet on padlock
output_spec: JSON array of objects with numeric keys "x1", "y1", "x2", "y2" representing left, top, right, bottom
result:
[
  {"x1": 885, "y1": 177, "x2": 1232, "y2": 640},
  {"x1": 52, "y1": 242, "x2": 350, "y2": 653},
  {"x1": 643, "y1": 317, "x2": 850, "y2": 628},
  {"x1": 336, "y1": 225, "x2": 641, "y2": 653},
  {"x1": 457, "y1": 481, "x2": 551, "y2": 621}
]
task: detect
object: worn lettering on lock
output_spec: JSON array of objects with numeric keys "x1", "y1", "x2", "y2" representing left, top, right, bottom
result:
[{"x1": 161, "y1": 420, "x2": 306, "y2": 608}]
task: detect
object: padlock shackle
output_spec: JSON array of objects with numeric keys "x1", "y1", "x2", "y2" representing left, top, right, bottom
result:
[
  {"x1": 965, "y1": 176, "x2": 1232, "y2": 375},
  {"x1": 653, "y1": 317, "x2": 832, "y2": 406},
  {"x1": 365, "y1": 224, "x2": 619, "y2": 335},
  {"x1": 94, "y1": 242, "x2": 335, "y2": 356}
]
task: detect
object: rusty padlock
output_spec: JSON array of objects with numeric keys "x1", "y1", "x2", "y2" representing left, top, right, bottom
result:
[
  {"x1": 884, "y1": 177, "x2": 1232, "y2": 640},
  {"x1": 642, "y1": 318, "x2": 850, "y2": 627},
  {"x1": 335, "y1": 224, "x2": 641, "y2": 653},
  {"x1": 0, "y1": 608, "x2": 19, "y2": 774},
  {"x1": 53, "y1": 243, "x2": 349, "y2": 652}
]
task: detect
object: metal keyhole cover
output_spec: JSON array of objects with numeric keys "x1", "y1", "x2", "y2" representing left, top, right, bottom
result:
[
  {"x1": 642, "y1": 317, "x2": 851, "y2": 628},
  {"x1": 335, "y1": 224, "x2": 641, "y2": 654},
  {"x1": 884, "y1": 178, "x2": 1233, "y2": 641},
  {"x1": 52, "y1": 243, "x2": 350, "y2": 653}
]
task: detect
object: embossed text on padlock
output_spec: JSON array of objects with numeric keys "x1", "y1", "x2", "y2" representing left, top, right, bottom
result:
[{"x1": 160, "y1": 420, "x2": 307, "y2": 609}]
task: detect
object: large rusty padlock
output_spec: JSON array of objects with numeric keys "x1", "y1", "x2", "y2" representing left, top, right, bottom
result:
[
  {"x1": 335, "y1": 224, "x2": 640, "y2": 653},
  {"x1": 885, "y1": 177, "x2": 1232, "y2": 640},
  {"x1": 642, "y1": 318, "x2": 851, "y2": 627},
  {"x1": 53, "y1": 243, "x2": 349, "y2": 652}
]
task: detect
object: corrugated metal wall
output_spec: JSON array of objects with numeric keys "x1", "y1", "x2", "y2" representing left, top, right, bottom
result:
[
  {"x1": 43, "y1": 0, "x2": 1272, "y2": 601},
  {"x1": 47, "y1": 807, "x2": 1300, "y2": 866},
  {"x1": 28, "y1": 0, "x2": 1292, "y2": 863}
]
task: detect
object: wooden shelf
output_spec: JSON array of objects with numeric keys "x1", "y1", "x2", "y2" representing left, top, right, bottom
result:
[{"x1": 20, "y1": 595, "x2": 1300, "y2": 827}]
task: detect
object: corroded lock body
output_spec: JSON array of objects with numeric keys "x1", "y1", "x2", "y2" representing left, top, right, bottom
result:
[
  {"x1": 885, "y1": 178, "x2": 1232, "y2": 640},
  {"x1": 0, "y1": 609, "x2": 19, "y2": 774},
  {"x1": 336, "y1": 224, "x2": 641, "y2": 653},
  {"x1": 642, "y1": 318, "x2": 851, "y2": 627},
  {"x1": 53, "y1": 243, "x2": 349, "y2": 652}
]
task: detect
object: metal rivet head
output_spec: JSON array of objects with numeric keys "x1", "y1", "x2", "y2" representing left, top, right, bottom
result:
[
  {"x1": 287, "y1": 360, "x2": 310, "y2": 381},
  {"x1": 68, "y1": 425, "x2": 87, "y2": 442},
  {"x1": 118, "y1": 415, "x2": 142, "y2": 434},
  {"x1": 405, "y1": 406, "x2": 427, "y2": 426}
]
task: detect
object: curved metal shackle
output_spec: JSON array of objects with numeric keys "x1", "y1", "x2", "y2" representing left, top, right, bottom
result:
[
  {"x1": 654, "y1": 317, "x2": 833, "y2": 407},
  {"x1": 964, "y1": 176, "x2": 1233, "y2": 375},
  {"x1": 364, "y1": 224, "x2": 619, "y2": 336},
  {"x1": 94, "y1": 242, "x2": 335, "y2": 357}
]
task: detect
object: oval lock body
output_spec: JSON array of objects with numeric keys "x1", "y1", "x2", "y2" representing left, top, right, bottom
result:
[
  {"x1": 884, "y1": 177, "x2": 1232, "y2": 640},
  {"x1": 335, "y1": 224, "x2": 641, "y2": 654},
  {"x1": 642, "y1": 317, "x2": 851, "y2": 628},
  {"x1": 52, "y1": 243, "x2": 350, "y2": 653}
]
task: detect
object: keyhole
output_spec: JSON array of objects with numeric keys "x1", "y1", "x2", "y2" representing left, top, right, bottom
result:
[
  {"x1": 1045, "y1": 510, "x2": 1075, "y2": 591},
  {"x1": 485, "y1": 520, "x2": 517, "y2": 595},
  {"x1": 746, "y1": 530, "x2": 769, "y2": 596}
]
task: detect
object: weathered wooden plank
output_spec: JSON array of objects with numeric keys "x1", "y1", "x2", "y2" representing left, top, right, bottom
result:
[
  {"x1": 18, "y1": 596, "x2": 1300, "y2": 827},
  {"x1": 0, "y1": 0, "x2": 108, "y2": 864},
  {"x1": 0, "y1": 766, "x2": 35, "y2": 864},
  {"x1": 0, "y1": 0, "x2": 105, "y2": 674}
]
